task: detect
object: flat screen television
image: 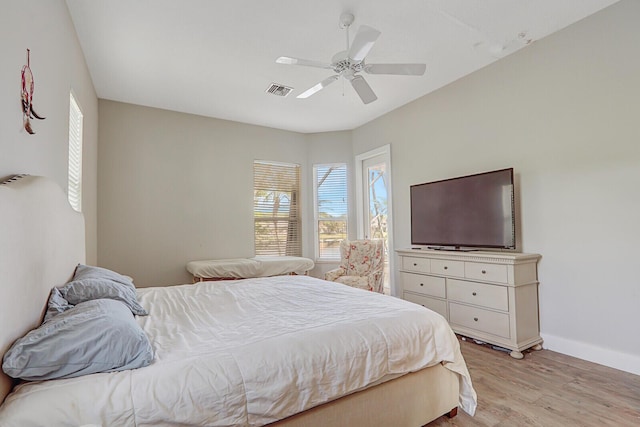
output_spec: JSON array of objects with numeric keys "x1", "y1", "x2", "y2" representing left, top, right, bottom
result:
[{"x1": 410, "y1": 168, "x2": 515, "y2": 250}]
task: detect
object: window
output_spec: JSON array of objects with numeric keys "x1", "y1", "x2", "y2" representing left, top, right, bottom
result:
[
  {"x1": 253, "y1": 161, "x2": 301, "y2": 256},
  {"x1": 67, "y1": 93, "x2": 83, "y2": 212},
  {"x1": 313, "y1": 164, "x2": 348, "y2": 260}
]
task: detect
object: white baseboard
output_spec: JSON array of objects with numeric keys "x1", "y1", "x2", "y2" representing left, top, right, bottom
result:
[{"x1": 541, "y1": 333, "x2": 640, "y2": 376}]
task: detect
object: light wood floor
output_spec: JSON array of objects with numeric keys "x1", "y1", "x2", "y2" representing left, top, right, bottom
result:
[{"x1": 429, "y1": 337, "x2": 640, "y2": 426}]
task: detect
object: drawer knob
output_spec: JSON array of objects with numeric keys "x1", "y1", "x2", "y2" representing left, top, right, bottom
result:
[
  {"x1": 413, "y1": 263, "x2": 417, "y2": 266},
  {"x1": 472, "y1": 292, "x2": 477, "y2": 296},
  {"x1": 481, "y1": 270, "x2": 487, "y2": 274},
  {"x1": 420, "y1": 283, "x2": 424, "y2": 287},
  {"x1": 474, "y1": 317, "x2": 479, "y2": 322},
  {"x1": 444, "y1": 266, "x2": 448, "y2": 270}
]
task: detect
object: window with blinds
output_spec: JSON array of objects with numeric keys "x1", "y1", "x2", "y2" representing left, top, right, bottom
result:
[
  {"x1": 68, "y1": 93, "x2": 83, "y2": 212},
  {"x1": 314, "y1": 164, "x2": 348, "y2": 260},
  {"x1": 253, "y1": 161, "x2": 301, "y2": 257}
]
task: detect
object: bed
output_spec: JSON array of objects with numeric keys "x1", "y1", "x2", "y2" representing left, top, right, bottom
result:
[{"x1": 0, "y1": 175, "x2": 476, "y2": 426}]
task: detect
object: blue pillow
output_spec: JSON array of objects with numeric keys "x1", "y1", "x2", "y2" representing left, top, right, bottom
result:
[
  {"x1": 73, "y1": 264, "x2": 134, "y2": 287},
  {"x1": 60, "y1": 264, "x2": 148, "y2": 316},
  {"x1": 2, "y1": 299, "x2": 154, "y2": 381},
  {"x1": 43, "y1": 287, "x2": 74, "y2": 322}
]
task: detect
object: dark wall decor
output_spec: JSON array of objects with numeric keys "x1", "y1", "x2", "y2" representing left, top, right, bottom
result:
[{"x1": 21, "y1": 49, "x2": 45, "y2": 134}]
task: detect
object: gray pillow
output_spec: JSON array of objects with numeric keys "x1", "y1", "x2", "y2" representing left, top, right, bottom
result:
[
  {"x1": 61, "y1": 264, "x2": 148, "y2": 316},
  {"x1": 2, "y1": 299, "x2": 154, "y2": 381},
  {"x1": 73, "y1": 264, "x2": 134, "y2": 287},
  {"x1": 43, "y1": 287, "x2": 74, "y2": 322}
]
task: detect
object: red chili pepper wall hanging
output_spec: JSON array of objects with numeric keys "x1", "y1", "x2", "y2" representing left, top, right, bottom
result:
[{"x1": 21, "y1": 49, "x2": 46, "y2": 134}]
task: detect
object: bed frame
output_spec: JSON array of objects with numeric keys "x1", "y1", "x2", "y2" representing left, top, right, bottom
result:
[{"x1": 0, "y1": 175, "x2": 459, "y2": 426}]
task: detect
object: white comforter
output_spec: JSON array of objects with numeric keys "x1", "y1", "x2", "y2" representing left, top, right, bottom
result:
[{"x1": 0, "y1": 276, "x2": 476, "y2": 426}]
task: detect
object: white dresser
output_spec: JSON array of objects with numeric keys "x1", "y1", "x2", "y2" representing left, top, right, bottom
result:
[{"x1": 397, "y1": 249, "x2": 542, "y2": 359}]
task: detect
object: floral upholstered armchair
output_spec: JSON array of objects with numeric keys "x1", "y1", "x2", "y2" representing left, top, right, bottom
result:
[{"x1": 324, "y1": 239, "x2": 385, "y2": 293}]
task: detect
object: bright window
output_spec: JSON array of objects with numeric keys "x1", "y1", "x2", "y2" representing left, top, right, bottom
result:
[
  {"x1": 313, "y1": 164, "x2": 348, "y2": 260},
  {"x1": 68, "y1": 93, "x2": 83, "y2": 212},
  {"x1": 253, "y1": 160, "x2": 301, "y2": 256}
]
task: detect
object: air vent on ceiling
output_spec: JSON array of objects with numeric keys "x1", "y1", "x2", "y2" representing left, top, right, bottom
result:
[{"x1": 266, "y1": 83, "x2": 293, "y2": 97}]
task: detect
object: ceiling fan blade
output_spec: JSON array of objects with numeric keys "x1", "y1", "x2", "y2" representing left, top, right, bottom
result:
[
  {"x1": 276, "y1": 56, "x2": 333, "y2": 70},
  {"x1": 348, "y1": 25, "x2": 381, "y2": 62},
  {"x1": 349, "y1": 75, "x2": 377, "y2": 104},
  {"x1": 297, "y1": 75, "x2": 340, "y2": 99},
  {"x1": 364, "y1": 63, "x2": 426, "y2": 76}
]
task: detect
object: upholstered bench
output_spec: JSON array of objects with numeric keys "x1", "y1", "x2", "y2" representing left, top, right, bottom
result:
[{"x1": 186, "y1": 256, "x2": 315, "y2": 282}]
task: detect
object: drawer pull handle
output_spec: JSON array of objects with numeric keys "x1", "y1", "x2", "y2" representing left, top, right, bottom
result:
[
  {"x1": 474, "y1": 317, "x2": 479, "y2": 322},
  {"x1": 444, "y1": 266, "x2": 448, "y2": 270},
  {"x1": 481, "y1": 270, "x2": 487, "y2": 274},
  {"x1": 472, "y1": 292, "x2": 477, "y2": 296}
]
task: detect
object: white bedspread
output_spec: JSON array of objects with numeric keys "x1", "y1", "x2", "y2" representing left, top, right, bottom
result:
[{"x1": 0, "y1": 276, "x2": 476, "y2": 426}]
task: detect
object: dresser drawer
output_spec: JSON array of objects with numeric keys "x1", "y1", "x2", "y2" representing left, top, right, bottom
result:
[
  {"x1": 449, "y1": 303, "x2": 510, "y2": 338},
  {"x1": 465, "y1": 262, "x2": 508, "y2": 283},
  {"x1": 404, "y1": 293, "x2": 448, "y2": 318},
  {"x1": 402, "y1": 256, "x2": 430, "y2": 273},
  {"x1": 447, "y1": 279, "x2": 509, "y2": 311},
  {"x1": 402, "y1": 272, "x2": 446, "y2": 298},
  {"x1": 430, "y1": 259, "x2": 464, "y2": 277}
]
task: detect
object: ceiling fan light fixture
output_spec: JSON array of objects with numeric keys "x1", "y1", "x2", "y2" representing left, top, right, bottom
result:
[{"x1": 275, "y1": 14, "x2": 426, "y2": 104}]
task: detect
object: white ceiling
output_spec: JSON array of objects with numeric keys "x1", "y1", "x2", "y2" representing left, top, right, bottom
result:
[{"x1": 66, "y1": 0, "x2": 617, "y2": 134}]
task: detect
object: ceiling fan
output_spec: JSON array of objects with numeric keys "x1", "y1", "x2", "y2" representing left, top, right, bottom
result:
[{"x1": 276, "y1": 13, "x2": 426, "y2": 104}]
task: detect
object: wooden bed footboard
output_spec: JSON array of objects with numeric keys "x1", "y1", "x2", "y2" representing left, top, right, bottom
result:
[{"x1": 269, "y1": 364, "x2": 459, "y2": 427}]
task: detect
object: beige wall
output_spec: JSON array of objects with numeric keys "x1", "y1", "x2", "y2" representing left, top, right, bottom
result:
[
  {"x1": 352, "y1": 0, "x2": 640, "y2": 374},
  {"x1": 98, "y1": 100, "x2": 314, "y2": 286},
  {"x1": 0, "y1": 0, "x2": 98, "y2": 264},
  {"x1": 98, "y1": 101, "x2": 356, "y2": 285}
]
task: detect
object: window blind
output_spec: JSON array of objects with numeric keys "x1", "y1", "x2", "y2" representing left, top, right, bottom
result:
[
  {"x1": 253, "y1": 161, "x2": 301, "y2": 257},
  {"x1": 68, "y1": 93, "x2": 83, "y2": 212},
  {"x1": 314, "y1": 164, "x2": 348, "y2": 260}
]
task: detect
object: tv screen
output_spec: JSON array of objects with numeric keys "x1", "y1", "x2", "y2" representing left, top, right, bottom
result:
[{"x1": 410, "y1": 168, "x2": 515, "y2": 249}]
